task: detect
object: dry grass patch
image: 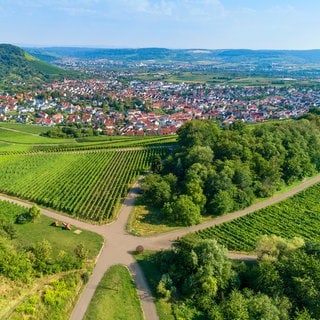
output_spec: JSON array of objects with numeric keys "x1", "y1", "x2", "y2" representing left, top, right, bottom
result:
[{"x1": 127, "y1": 204, "x2": 180, "y2": 236}]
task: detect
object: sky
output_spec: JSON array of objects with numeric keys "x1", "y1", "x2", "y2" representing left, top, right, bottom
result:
[{"x1": 0, "y1": 0, "x2": 319, "y2": 50}]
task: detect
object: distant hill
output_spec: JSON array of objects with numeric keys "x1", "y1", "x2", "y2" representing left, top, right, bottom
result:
[
  {"x1": 25, "y1": 46, "x2": 320, "y2": 66},
  {"x1": 0, "y1": 44, "x2": 82, "y2": 88}
]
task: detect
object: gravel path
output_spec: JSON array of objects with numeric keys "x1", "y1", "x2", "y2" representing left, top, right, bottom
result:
[{"x1": 2, "y1": 174, "x2": 320, "y2": 319}]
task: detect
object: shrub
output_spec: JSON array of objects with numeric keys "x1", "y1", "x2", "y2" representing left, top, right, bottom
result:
[{"x1": 136, "y1": 245, "x2": 144, "y2": 254}]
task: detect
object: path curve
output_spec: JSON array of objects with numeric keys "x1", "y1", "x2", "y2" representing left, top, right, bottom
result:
[{"x1": 2, "y1": 174, "x2": 320, "y2": 319}]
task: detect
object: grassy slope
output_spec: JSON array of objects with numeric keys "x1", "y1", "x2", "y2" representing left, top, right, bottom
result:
[
  {"x1": 84, "y1": 265, "x2": 144, "y2": 320},
  {"x1": 0, "y1": 200, "x2": 103, "y2": 319}
]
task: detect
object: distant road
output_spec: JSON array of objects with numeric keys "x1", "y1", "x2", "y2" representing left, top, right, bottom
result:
[{"x1": 1, "y1": 174, "x2": 320, "y2": 319}]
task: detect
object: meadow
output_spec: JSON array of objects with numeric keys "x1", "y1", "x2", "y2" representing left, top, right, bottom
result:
[
  {"x1": 83, "y1": 265, "x2": 144, "y2": 320},
  {"x1": 0, "y1": 200, "x2": 103, "y2": 320}
]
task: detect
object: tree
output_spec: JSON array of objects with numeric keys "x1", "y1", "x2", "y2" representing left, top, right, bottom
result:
[
  {"x1": 247, "y1": 292, "x2": 284, "y2": 320},
  {"x1": 30, "y1": 239, "x2": 52, "y2": 274},
  {"x1": 256, "y1": 235, "x2": 304, "y2": 262},
  {"x1": 141, "y1": 174, "x2": 171, "y2": 208},
  {"x1": 74, "y1": 243, "x2": 88, "y2": 263},
  {"x1": 208, "y1": 189, "x2": 234, "y2": 216},
  {"x1": 164, "y1": 238, "x2": 233, "y2": 313},
  {"x1": 163, "y1": 195, "x2": 201, "y2": 226},
  {"x1": 185, "y1": 145, "x2": 214, "y2": 167},
  {"x1": 177, "y1": 119, "x2": 220, "y2": 150},
  {"x1": 157, "y1": 273, "x2": 174, "y2": 300},
  {"x1": 29, "y1": 204, "x2": 41, "y2": 222},
  {"x1": 294, "y1": 309, "x2": 316, "y2": 320},
  {"x1": 151, "y1": 154, "x2": 163, "y2": 174},
  {"x1": 221, "y1": 290, "x2": 249, "y2": 320}
]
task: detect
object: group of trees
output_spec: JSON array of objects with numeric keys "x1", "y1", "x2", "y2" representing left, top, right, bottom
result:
[
  {"x1": 0, "y1": 205, "x2": 87, "y2": 283},
  {"x1": 15, "y1": 204, "x2": 41, "y2": 224},
  {"x1": 41, "y1": 125, "x2": 100, "y2": 138},
  {"x1": 142, "y1": 114, "x2": 320, "y2": 225},
  {"x1": 154, "y1": 235, "x2": 320, "y2": 319}
]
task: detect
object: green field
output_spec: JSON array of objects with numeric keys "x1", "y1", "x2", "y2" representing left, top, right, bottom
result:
[
  {"x1": 0, "y1": 199, "x2": 103, "y2": 260},
  {"x1": 84, "y1": 265, "x2": 144, "y2": 320},
  {"x1": 0, "y1": 200, "x2": 103, "y2": 320},
  {"x1": 196, "y1": 182, "x2": 320, "y2": 252},
  {"x1": 0, "y1": 126, "x2": 73, "y2": 144},
  {"x1": 0, "y1": 123, "x2": 176, "y2": 153},
  {"x1": 0, "y1": 128, "x2": 173, "y2": 222},
  {"x1": 0, "y1": 148, "x2": 168, "y2": 222},
  {"x1": 0, "y1": 122, "x2": 53, "y2": 134}
]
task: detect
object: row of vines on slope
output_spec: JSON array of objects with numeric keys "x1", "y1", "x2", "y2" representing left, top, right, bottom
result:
[
  {"x1": 0, "y1": 148, "x2": 168, "y2": 222},
  {"x1": 195, "y1": 182, "x2": 320, "y2": 251}
]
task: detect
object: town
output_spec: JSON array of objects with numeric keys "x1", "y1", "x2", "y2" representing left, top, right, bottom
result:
[{"x1": 1, "y1": 74, "x2": 320, "y2": 136}]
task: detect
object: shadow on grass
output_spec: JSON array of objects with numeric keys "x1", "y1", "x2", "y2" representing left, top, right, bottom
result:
[{"x1": 138, "y1": 205, "x2": 177, "y2": 227}]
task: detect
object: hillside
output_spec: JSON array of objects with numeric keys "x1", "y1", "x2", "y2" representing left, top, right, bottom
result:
[
  {"x1": 0, "y1": 44, "x2": 82, "y2": 88},
  {"x1": 26, "y1": 46, "x2": 320, "y2": 66}
]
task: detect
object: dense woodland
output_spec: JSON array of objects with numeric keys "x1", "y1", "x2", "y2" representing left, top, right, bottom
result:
[
  {"x1": 152, "y1": 234, "x2": 320, "y2": 320},
  {"x1": 142, "y1": 111, "x2": 320, "y2": 226},
  {"x1": 140, "y1": 111, "x2": 320, "y2": 319}
]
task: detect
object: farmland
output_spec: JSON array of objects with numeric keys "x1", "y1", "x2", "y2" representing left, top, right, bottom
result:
[
  {"x1": 0, "y1": 127, "x2": 173, "y2": 223},
  {"x1": 196, "y1": 182, "x2": 320, "y2": 252}
]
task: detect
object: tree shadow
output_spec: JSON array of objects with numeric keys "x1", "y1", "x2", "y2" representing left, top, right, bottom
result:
[{"x1": 139, "y1": 205, "x2": 176, "y2": 227}]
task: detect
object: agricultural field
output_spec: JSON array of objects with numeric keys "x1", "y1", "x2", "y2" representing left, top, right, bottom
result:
[
  {"x1": 0, "y1": 130, "x2": 172, "y2": 222},
  {"x1": 0, "y1": 126, "x2": 71, "y2": 145},
  {"x1": 196, "y1": 183, "x2": 320, "y2": 252},
  {"x1": 0, "y1": 122, "x2": 176, "y2": 153},
  {"x1": 0, "y1": 122, "x2": 52, "y2": 134}
]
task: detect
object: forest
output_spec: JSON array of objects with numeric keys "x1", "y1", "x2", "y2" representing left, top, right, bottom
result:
[
  {"x1": 142, "y1": 111, "x2": 320, "y2": 226},
  {"x1": 148, "y1": 234, "x2": 320, "y2": 320}
]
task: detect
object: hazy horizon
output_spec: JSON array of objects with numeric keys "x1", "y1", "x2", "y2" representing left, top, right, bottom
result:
[{"x1": 1, "y1": 1, "x2": 320, "y2": 50}]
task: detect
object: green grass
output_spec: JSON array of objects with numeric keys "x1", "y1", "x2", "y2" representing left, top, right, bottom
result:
[
  {"x1": 134, "y1": 252, "x2": 175, "y2": 320},
  {"x1": 0, "y1": 143, "x2": 33, "y2": 153},
  {"x1": 16, "y1": 214, "x2": 103, "y2": 259},
  {"x1": 0, "y1": 127, "x2": 73, "y2": 144},
  {"x1": 84, "y1": 265, "x2": 144, "y2": 320},
  {"x1": 127, "y1": 203, "x2": 181, "y2": 236},
  {"x1": 0, "y1": 200, "x2": 103, "y2": 319},
  {"x1": 0, "y1": 200, "x2": 103, "y2": 259},
  {"x1": 0, "y1": 122, "x2": 52, "y2": 134},
  {"x1": 0, "y1": 125, "x2": 176, "y2": 153},
  {"x1": 3, "y1": 272, "x2": 84, "y2": 320}
]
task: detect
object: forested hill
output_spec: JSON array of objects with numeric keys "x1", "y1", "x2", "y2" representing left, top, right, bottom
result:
[
  {"x1": 0, "y1": 44, "x2": 82, "y2": 87},
  {"x1": 25, "y1": 46, "x2": 320, "y2": 65}
]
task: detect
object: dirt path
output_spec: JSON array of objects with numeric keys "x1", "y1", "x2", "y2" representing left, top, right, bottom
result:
[{"x1": 2, "y1": 174, "x2": 320, "y2": 319}]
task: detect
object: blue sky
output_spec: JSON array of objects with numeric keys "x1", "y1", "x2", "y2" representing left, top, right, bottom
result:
[{"x1": 1, "y1": 0, "x2": 319, "y2": 49}]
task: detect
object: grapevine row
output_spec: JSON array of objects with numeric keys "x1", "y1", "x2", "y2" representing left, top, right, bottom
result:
[
  {"x1": 196, "y1": 183, "x2": 320, "y2": 252},
  {"x1": 0, "y1": 147, "x2": 169, "y2": 222}
]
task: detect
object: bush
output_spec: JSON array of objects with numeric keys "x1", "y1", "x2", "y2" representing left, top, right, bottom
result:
[
  {"x1": 15, "y1": 212, "x2": 32, "y2": 224},
  {"x1": 136, "y1": 245, "x2": 144, "y2": 254}
]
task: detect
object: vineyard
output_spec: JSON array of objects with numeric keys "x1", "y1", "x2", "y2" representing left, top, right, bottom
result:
[
  {"x1": 0, "y1": 123, "x2": 176, "y2": 154},
  {"x1": 0, "y1": 146, "x2": 169, "y2": 222},
  {"x1": 196, "y1": 183, "x2": 320, "y2": 252}
]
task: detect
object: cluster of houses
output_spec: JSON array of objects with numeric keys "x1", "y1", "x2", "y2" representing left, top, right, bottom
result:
[{"x1": 1, "y1": 77, "x2": 320, "y2": 135}]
